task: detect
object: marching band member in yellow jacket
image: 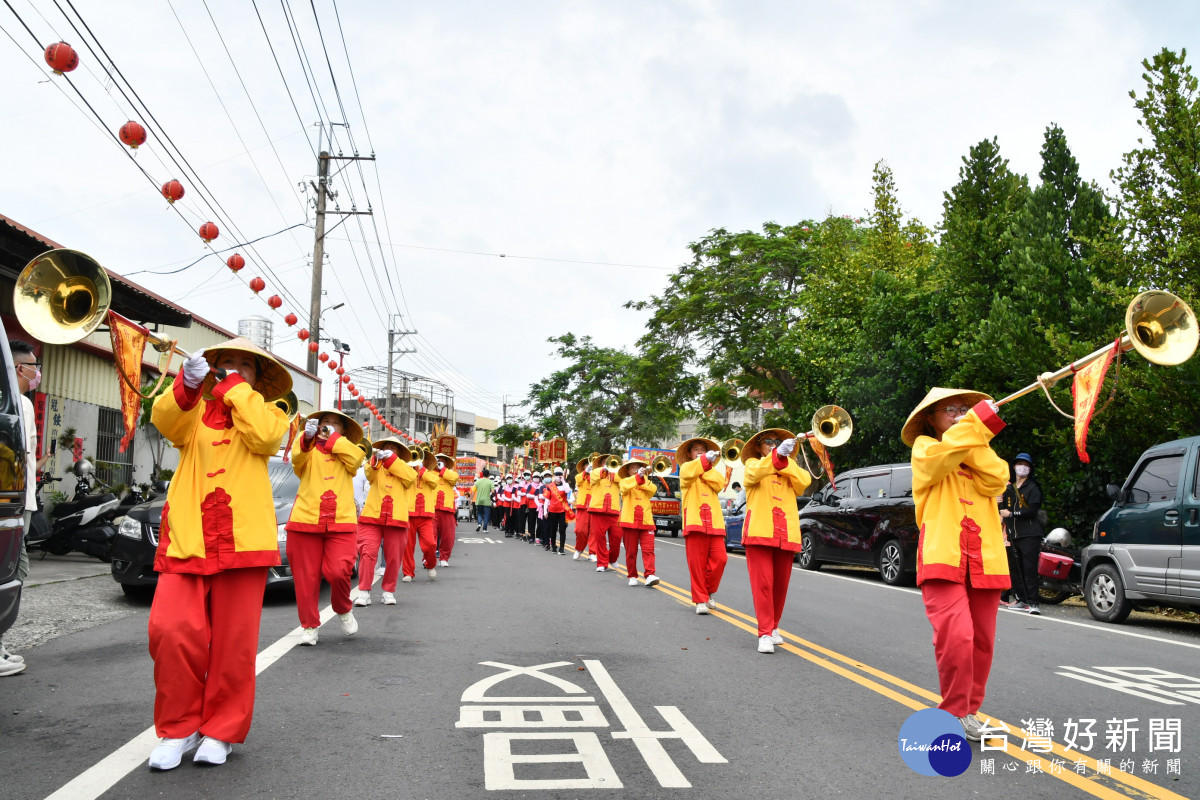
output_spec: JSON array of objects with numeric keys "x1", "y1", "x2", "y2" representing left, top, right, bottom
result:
[
  {"x1": 742, "y1": 428, "x2": 812, "y2": 653},
  {"x1": 571, "y1": 459, "x2": 593, "y2": 560},
  {"x1": 287, "y1": 409, "x2": 365, "y2": 645},
  {"x1": 618, "y1": 460, "x2": 659, "y2": 587},
  {"x1": 677, "y1": 437, "x2": 727, "y2": 614},
  {"x1": 588, "y1": 456, "x2": 622, "y2": 572},
  {"x1": 903, "y1": 388, "x2": 1009, "y2": 742},
  {"x1": 146, "y1": 337, "x2": 290, "y2": 769},
  {"x1": 433, "y1": 453, "x2": 459, "y2": 567},
  {"x1": 355, "y1": 437, "x2": 416, "y2": 607},
  {"x1": 405, "y1": 449, "x2": 441, "y2": 580}
]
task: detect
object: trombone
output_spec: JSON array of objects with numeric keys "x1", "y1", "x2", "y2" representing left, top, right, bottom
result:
[
  {"x1": 591, "y1": 453, "x2": 621, "y2": 471},
  {"x1": 274, "y1": 391, "x2": 300, "y2": 425},
  {"x1": 996, "y1": 290, "x2": 1198, "y2": 407},
  {"x1": 650, "y1": 454, "x2": 674, "y2": 476},
  {"x1": 795, "y1": 405, "x2": 853, "y2": 448},
  {"x1": 357, "y1": 434, "x2": 374, "y2": 460},
  {"x1": 719, "y1": 438, "x2": 743, "y2": 464}
]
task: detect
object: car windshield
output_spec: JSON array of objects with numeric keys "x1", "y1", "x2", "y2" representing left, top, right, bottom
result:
[
  {"x1": 651, "y1": 476, "x2": 679, "y2": 499},
  {"x1": 268, "y1": 460, "x2": 301, "y2": 500}
]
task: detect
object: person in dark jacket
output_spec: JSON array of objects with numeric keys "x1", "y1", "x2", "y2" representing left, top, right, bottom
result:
[{"x1": 1000, "y1": 453, "x2": 1044, "y2": 615}]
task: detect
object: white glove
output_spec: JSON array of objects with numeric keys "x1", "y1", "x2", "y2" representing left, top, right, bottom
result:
[
  {"x1": 372, "y1": 448, "x2": 386, "y2": 460},
  {"x1": 304, "y1": 418, "x2": 319, "y2": 440},
  {"x1": 705, "y1": 450, "x2": 720, "y2": 463},
  {"x1": 777, "y1": 438, "x2": 796, "y2": 458},
  {"x1": 181, "y1": 353, "x2": 210, "y2": 390},
  {"x1": 637, "y1": 467, "x2": 647, "y2": 476},
  {"x1": 985, "y1": 400, "x2": 1000, "y2": 416}
]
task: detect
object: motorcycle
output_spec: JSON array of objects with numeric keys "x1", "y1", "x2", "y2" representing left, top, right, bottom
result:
[
  {"x1": 1038, "y1": 527, "x2": 1082, "y2": 604},
  {"x1": 26, "y1": 460, "x2": 120, "y2": 562}
]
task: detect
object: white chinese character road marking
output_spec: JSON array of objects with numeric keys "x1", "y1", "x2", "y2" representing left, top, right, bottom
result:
[
  {"x1": 458, "y1": 705, "x2": 609, "y2": 728},
  {"x1": 584, "y1": 659, "x2": 727, "y2": 788},
  {"x1": 1055, "y1": 666, "x2": 1200, "y2": 706},
  {"x1": 461, "y1": 661, "x2": 595, "y2": 704},
  {"x1": 484, "y1": 732, "x2": 623, "y2": 790}
]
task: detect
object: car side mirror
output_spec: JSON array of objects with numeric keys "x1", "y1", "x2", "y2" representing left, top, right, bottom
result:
[
  {"x1": 1106, "y1": 484, "x2": 1123, "y2": 503},
  {"x1": 826, "y1": 494, "x2": 839, "y2": 507}
]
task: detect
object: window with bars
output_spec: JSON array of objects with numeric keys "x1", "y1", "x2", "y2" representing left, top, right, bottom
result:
[{"x1": 95, "y1": 406, "x2": 133, "y2": 488}]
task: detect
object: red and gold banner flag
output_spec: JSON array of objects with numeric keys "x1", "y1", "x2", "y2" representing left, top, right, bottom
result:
[
  {"x1": 549, "y1": 437, "x2": 568, "y2": 463},
  {"x1": 108, "y1": 311, "x2": 148, "y2": 453},
  {"x1": 1071, "y1": 338, "x2": 1120, "y2": 464},
  {"x1": 809, "y1": 438, "x2": 837, "y2": 491}
]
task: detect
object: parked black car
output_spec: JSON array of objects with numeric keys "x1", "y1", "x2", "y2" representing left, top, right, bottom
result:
[
  {"x1": 797, "y1": 464, "x2": 918, "y2": 585},
  {"x1": 723, "y1": 496, "x2": 814, "y2": 554},
  {"x1": 0, "y1": 337, "x2": 29, "y2": 638},
  {"x1": 111, "y1": 455, "x2": 299, "y2": 596}
]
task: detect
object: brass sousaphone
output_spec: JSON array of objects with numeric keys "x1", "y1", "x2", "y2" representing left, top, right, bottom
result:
[{"x1": 995, "y1": 291, "x2": 1198, "y2": 408}]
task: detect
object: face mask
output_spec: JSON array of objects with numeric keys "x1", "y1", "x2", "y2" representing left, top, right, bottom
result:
[
  {"x1": 28, "y1": 367, "x2": 41, "y2": 391},
  {"x1": 1014, "y1": 465, "x2": 1031, "y2": 477}
]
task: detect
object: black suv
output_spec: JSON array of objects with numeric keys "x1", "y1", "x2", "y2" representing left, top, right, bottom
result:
[
  {"x1": 0, "y1": 337, "x2": 28, "y2": 637},
  {"x1": 798, "y1": 463, "x2": 917, "y2": 586},
  {"x1": 111, "y1": 455, "x2": 299, "y2": 596}
]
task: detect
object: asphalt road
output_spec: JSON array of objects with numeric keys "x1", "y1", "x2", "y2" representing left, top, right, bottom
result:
[{"x1": 2, "y1": 525, "x2": 1199, "y2": 800}]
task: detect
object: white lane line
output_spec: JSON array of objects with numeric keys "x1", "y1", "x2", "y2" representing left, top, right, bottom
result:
[{"x1": 44, "y1": 578, "x2": 374, "y2": 800}]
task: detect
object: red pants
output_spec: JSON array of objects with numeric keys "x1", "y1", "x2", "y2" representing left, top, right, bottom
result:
[
  {"x1": 357, "y1": 522, "x2": 408, "y2": 593},
  {"x1": 622, "y1": 528, "x2": 655, "y2": 578},
  {"x1": 404, "y1": 515, "x2": 438, "y2": 575},
  {"x1": 148, "y1": 568, "x2": 267, "y2": 742},
  {"x1": 685, "y1": 533, "x2": 728, "y2": 603},
  {"x1": 745, "y1": 544, "x2": 795, "y2": 636},
  {"x1": 574, "y1": 509, "x2": 591, "y2": 552},
  {"x1": 588, "y1": 513, "x2": 621, "y2": 568},
  {"x1": 921, "y1": 579, "x2": 1002, "y2": 717},
  {"x1": 435, "y1": 510, "x2": 456, "y2": 561},
  {"x1": 287, "y1": 529, "x2": 355, "y2": 629}
]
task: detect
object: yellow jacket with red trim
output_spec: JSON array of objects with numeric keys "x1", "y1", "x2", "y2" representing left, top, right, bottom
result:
[
  {"x1": 618, "y1": 474, "x2": 656, "y2": 529},
  {"x1": 912, "y1": 402, "x2": 1010, "y2": 589},
  {"x1": 360, "y1": 452, "x2": 418, "y2": 527},
  {"x1": 743, "y1": 450, "x2": 811, "y2": 551},
  {"x1": 409, "y1": 465, "x2": 440, "y2": 517},
  {"x1": 680, "y1": 455, "x2": 726, "y2": 535},
  {"x1": 587, "y1": 468, "x2": 621, "y2": 515},
  {"x1": 434, "y1": 467, "x2": 459, "y2": 513},
  {"x1": 287, "y1": 429, "x2": 365, "y2": 533},
  {"x1": 151, "y1": 374, "x2": 289, "y2": 573},
  {"x1": 573, "y1": 472, "x2": 592, "y2": 511}
]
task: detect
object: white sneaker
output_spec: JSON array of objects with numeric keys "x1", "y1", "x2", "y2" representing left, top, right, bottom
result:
[
  {"x1": 757, "y1": 635, "x2": 775, "y2": 654},
  {"x1": 438, "y1": 559, "x2": 449, "y2": 567},
  {"x1": 0, "y1": 658, "x2": 26, "y2": 676},
  {"x1": 595, "y1": 566, "x2": 606, "y2": 573},
  {"x1": 401, "y1": 575, "x2": 413, "y2": 583},
  {"x1": 193, "y1": 736, "x2": 232, "y2": 765},
  {"x1": 628, "y1": 577, "x2": 639, "y2": 587},
  {"x1": 645, "y1": 574, "x2": 660, "y2": 587},
  {"x1": 1, "y1": 642, "x2": 23, "y2": 664},
  {"x1": 339, "y1": 611, "x2": 358, "y2": 636},
  {"x1": 353, "y1": 590, "x2": 371, "y2": 607},
  {"x1": 148, "y1": 732, "x2": 201, "y2": 769},
  {"x1": 695, "y1": 603, "x2": 710, "y2": 615},
  {"x1": 771, "y1": 629, "x2": 784, "y2": 645},
  {"x1": 298, "y1": 627, "x2": 319, "y2": 646},
  {"x1": 475, "y1": 524, "x2": 482, "y2": 532},
  {"x1": 589, "y1": 554, "x2": 597, "y2": 562},
  {"x1": 706, "y1": 596, "x2": 718, "y2": 610},
  {"x1": 572, "y1": 552, "x2": 580, "y2": 560},
  {"x1": 381, "y1": 592, "x2": 396, "y2": 605},
  {"x1": 427, "y1": 568, "x2": 437, "y2": 580}
]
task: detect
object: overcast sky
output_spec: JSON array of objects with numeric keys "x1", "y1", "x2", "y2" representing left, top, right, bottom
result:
[{"x1": 2, "y1": 1, "x2": 1196, "y2": 422}]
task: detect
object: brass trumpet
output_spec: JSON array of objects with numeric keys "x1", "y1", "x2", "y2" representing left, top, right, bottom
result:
[
  {"x1": 796, "y1": 405, "x2": 853, "y2": 448},
  {"x1": 592, "y1": 453, "x2": 621, "y2": 471},
  {"x1": 720, "y1": 438, "x2": 743, "y2": 463},
  {"x1": 997, "y1": 290, "x2": 1198, "y2": 407},
  {"x1": 650, "y1": 454, "x2": 674, "y2": 476}
]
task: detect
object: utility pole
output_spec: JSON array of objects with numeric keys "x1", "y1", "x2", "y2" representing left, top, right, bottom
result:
[
  {"x1": 386, "y1": 314, "x2": 416, "y2": 431},
  {"x1": 305, "y1": 127, "x2": 376, "y2": 385}
]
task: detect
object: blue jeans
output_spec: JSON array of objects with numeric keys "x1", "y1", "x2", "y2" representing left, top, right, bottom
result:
[{"x1": 476, "y1": 506, "x2": 492, "y2": 530}]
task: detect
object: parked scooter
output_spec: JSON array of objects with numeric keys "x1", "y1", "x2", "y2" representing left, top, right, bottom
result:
[
  {"x1": 1038, "y1": 527, "x2": 1082, "y2": 604},
  {"x1": 26, "y1": 460, "x2": 120, "y2": 562}
]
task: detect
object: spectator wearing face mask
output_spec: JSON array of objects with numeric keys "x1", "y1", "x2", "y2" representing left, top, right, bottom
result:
[
  {"x1": 543, "y1": 468, "x2": 572, "y2": 554},
  {"x1": 1000, "y1": 453, "x2": 1044, "y2": 615}
]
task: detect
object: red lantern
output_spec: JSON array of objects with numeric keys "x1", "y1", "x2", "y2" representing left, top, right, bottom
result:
[
  {"x1": 335, "y1": 366, "x2": 345, "y2": 376},
  {"x1": 199, "y1": 221, "x2": 219, "y2": 242},
  {"x1": 226, "y1": 253, "x2": 245, "y2": 272},
  {"x1": 284, "y1": 313, "x2": 298, "y2": 327},
  {"x1": 319, "y1": 352, "x2": 329, "y2": 363},
  {"x1": 44, "y1": 42, "x2": 79, "y2": 75},
  {"x1": 347, "y1": 383, "x2": 355, "y2": 393},
  {"x1": 267, "y1": 294, "x2": 283, "y2": 309},
  {"x1": 297, "y1": 328, "x2": 309, "y2": 340},
  {"x1": 340, "y1": 375, "x2": 350, "y2": 384},
  {"x1": 161, "y1": 179, "x2": 184, "y2": 204},
  {"x1": 119, "y1": 120, "x2": 147, "y2": 149},
  {"x1": 248, "y1": 276, "x2": 265, "y2": 293},
  {"x1": 308, "y1": 342, "x2": 319, "y2": 353}
]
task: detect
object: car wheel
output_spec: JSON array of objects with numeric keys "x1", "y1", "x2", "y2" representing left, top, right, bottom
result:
[
  {"x1": 1085, "y1": 563, "x2": 1132, "y2": 623},
  {"x1": 877, "y1": 539, "x2": 907, "y2": 586},
  {"x1": 798, "y1": 532, "x2": 821, "y2": 571}
]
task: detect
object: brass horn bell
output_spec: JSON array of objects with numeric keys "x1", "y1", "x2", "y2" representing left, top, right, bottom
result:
[
  {"x1": 720, "y1": 438, "x2": 743, "y2": 463},
  {"x1": 650, "y1": 454, "x2": 674, "y2": 476},
  {"x1": 14, "y1": 249, "x2": 112, "y2": 345},
  {"x1": 811, "y1": 405, "x2": 853, "y2": 448}
]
